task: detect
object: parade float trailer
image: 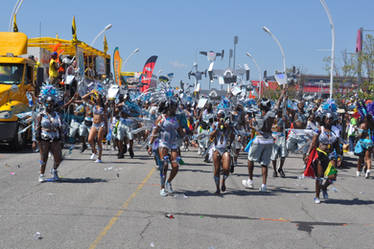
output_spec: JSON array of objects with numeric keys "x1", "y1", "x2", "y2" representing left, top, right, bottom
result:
[{"x1": 27, "y1": 36, "x2": 111, "y2": 81}]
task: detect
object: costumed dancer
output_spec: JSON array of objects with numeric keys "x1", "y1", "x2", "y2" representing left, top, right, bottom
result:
[
  {"x1": 35, "y1": 84, "x2": 63, "y2": 182},
  {"x1": 271, "y1": 108, "x2": 289, "y2": 178},
  {"x1": 242, "y1": 89, "x2": 286, "y2": 192},
  {"x1": 210, "y1": 110, "x2": 234, "y2": 194},
  {"x1": 355, "y1": 102, "x2": 374, "y2": 178},
  {"x1": 304, "y1": 108, "x2": 341, "y2": 204},
  {"x1": 148, "y1": 98, "x2": 184, "y2": 197},
  {"x1": 83, "y1": 91, "x2": 107, "y2": 163}
]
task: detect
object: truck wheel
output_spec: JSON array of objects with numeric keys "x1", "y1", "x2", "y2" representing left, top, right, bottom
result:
[{"x1": 10, "y1": 123, "x2": 25, "y2": 150}]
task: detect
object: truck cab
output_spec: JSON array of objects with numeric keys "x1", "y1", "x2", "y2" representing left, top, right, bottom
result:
[{"x1": 0, "y1": 32, "x2": 35, "y2": 149}]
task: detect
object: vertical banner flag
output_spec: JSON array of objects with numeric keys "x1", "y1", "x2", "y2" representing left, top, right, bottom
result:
[
  {"x1": 141, "y1": 56, "x2": 158, "y2": 92},
  {"x1": 356, "y1": 28, "x2": 362, "y2": 53},
  {"x1": 72, "y1": 16, "x2": 77, "y2": 43},
  {"x1": 113, "y1": 47, "x2": 122, "y2": 85},
  {"x1": 103, "y1": 35, "x2": 108, "y2": 54},
  {"x1": 13, "y1": 15, "x2": 18, "y2": 32}
]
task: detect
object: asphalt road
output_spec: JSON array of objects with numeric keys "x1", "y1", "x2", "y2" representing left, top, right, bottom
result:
[{"x1": 0, "y1": 144, "x2": 373, "y2": 249}]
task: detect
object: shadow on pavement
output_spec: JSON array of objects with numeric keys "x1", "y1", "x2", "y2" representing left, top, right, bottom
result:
[
  {"x1": 57, "y1": 177, "x2": 108, "y2": 183},
  {"x1": 178, "y1": 168, "x2": 211, "y2": 174},
  {"x1": 182, "y1": 189, "x2": 276, "y2": 197},
  {"x1": 270, "y1": 187, "x2": 314, "y2": 194},
  {"x1": 325, "y1": 198, "x2": 374, "y2": 205}
]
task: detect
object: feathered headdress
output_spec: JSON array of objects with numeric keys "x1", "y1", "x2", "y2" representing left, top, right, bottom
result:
[{"x1": 39, "y1": 84, "x2": 62, "y2": 104}]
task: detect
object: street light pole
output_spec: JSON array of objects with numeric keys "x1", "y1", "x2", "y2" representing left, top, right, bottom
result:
[
  {"x1": 246, "y1": 52, "x2": 263, "y2": 98},
  {"x1": 262, "y1": 26, "x2": 287, "y2": 150},
  {"x1": 262, "y1": 26, "x2": 286, "y2": 76},
  {"x1": 320, "y1": 0, "x2": 335, "y2": 99},
  {"x1": 90, "y1": 24, "x2": 112, "y2": 47},
  {"x1": 122, "y1": 48, "x2": 140, "y2": 71}
]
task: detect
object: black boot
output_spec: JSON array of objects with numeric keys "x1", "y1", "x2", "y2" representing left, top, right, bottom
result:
[
  {"x1": 80, "y1": 143, "x2": 87, "y2": 153},
  {"x1": 129, "y1": 148, "x2": 134, "y2": 158}
]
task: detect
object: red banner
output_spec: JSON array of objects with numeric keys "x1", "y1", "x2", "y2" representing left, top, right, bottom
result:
[
  {"x1": 356, "y1": 28, "x2": 362, "y2": 53},
  {"x1": 141, "y1": 56, "x2": 158, "y2": 92}
]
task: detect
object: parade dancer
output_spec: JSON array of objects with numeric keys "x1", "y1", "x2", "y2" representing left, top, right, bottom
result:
[
  {"x1": 287, "y1": 100, "x2": 308, "y2": 160},
  {"x1": 231, "y1": 104, "x2": 246, "y2": 172},
  {"x1": 271, "y1": 109, "x2": 289, "y2": 177},
  {"x1": 148, "y1": 99, "x2": 184, "y2": 197},
  {"x1": 305, "y1": 111, "x2": 340, "y2": 204},
  {"x1": 210, "y1": 110, "x2": 234, "y2": 194},
  {"x1": 242, "y1": 90, "x2": 286, "y2": 192},
  {"x1": 83, "y1": 91, "x2": 107, "y2": 163},
  {"x1": 355, "y1": 115, "x2": 373, "y2": 178},
  {"x1": 196, "y1": 103, "x2": 214, "y2": 162},
  {"x1": 35, "y1": 84, "x2": 63, "y2": 182},
  {"x1": 66, "y1": 93, "x2": 86, "y2": 146}
]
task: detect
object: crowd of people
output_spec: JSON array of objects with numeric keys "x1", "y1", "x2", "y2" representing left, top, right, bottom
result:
[{"x1": 24, "y1": 59, "x2": 374, "y2": 205}]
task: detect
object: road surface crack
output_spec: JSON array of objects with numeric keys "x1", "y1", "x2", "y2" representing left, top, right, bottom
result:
[{"x1": 139, "y1": 217, "x2": 153, "y2": 241}]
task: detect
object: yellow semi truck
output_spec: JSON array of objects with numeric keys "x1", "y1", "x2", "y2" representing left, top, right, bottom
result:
[{"x1": 0, "y1": 32, "x2": 36, "y2": 149}]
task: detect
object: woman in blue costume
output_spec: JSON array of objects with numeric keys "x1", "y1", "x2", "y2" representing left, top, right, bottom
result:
[
  {"x1": 356, "y1": 115, "x2": 373, "y2": 178},
  {"x1": 148, "y1": 99, "x2": 184, "y2": 197}
]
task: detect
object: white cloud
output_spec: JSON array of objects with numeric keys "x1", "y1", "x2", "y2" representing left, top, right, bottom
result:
[{"x1": 169, "y1": 60, "x2": 188, "y2": 69}]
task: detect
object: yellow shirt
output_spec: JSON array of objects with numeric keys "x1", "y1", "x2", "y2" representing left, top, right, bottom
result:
[{"x1": 49, "y1": 59, "x2": 58, "y2": 78}]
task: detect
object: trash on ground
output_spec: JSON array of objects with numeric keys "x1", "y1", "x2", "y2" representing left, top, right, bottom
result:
[
  {"x1": 150, "y1": 242, "x2": 155, "y2": 248},
  {"x1": 33, "y1": 232, "x2": 42, "y2": 240},
  {"x1": 165, "y1": 213, "x2": 174, "y2": 219}
]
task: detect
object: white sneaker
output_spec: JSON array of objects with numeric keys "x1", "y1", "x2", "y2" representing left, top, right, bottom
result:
[
  {"x1": 314, "y1": 197, "x2": 321, "y2": 204},
  {"x1": 95, "y1": 159, "x2": 102, "y2": 163},
  {"x1": 165, "y1": 181, "x2": 174, "y2": 193},
  {"x1": 39, "y1": 174, "x2": 45, "y2": 183},
  {"x1": 90, "y1": 153, "x2": 96, "y2": 160},
  {"x1": 259, "y1": 184, "x2": 267, "y2": 192},
  {"x1": 356, "y1": 171, "x2": 361, "y2": 177},
  {"x1": 160, "y1": 188, "x2": 168, "y2": 197},
  {"x1": 242, "y1": 179, "x2": 254, "y2": 189},
  {"x1": 365, "y1": 170, "x2": 370, "y2": 179}
]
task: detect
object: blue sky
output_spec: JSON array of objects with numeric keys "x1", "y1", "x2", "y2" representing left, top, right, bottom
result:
[{"x1": 1, "y1": 0, "x2": 373, "y2": 89}]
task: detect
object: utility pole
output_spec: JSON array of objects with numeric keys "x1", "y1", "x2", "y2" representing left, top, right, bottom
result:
[{"x1": 233, "y1": 36, "x2": 238, "y2": 73}]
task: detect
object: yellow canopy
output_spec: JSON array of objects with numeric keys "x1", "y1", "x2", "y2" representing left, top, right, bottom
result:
[{"x1": 27, "y1": 37, "x2": 110, "y2": 59}]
